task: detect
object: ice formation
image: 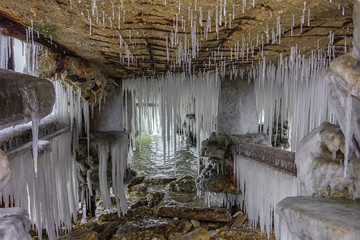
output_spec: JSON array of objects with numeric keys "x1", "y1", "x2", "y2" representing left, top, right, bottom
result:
[
  {"x1": 123, "y1": 71, "x2": 220, "y2": 165},
  {"x1": 252, "y1": 47, "x2": 336, "y2": 151},
  {"x1": 234, "y1": 155, "x2": 297, "y2": 239},
  {"x1": 0, "y1": 132, "x2": 79, "y2": 240},
  {"x1": 93, "y1": 132, "x2": 128, "y2": 215},
  {"x1": 0, "y1": 208, "x2": 31, "y2": 240},
  {"x1": 0, "y1": 150, "x2": 11, "y2": 191}
]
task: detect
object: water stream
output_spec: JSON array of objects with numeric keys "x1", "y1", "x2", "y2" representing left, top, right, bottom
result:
[{"x1": 129, "y1": 135, "x2": 198, "y2": 179}]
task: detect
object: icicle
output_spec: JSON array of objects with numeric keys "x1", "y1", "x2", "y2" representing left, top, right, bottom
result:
[
  {"x1": 31, "y1": 112, "x2": 40, "y2": 177},
  {"x1": 343, "y1": 94, "x2": 352, "y2": 177}
]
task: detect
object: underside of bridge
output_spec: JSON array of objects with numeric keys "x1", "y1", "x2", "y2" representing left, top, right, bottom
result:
[{"x1": 0, "y1": 0, "x2": 359, "y2": 240}]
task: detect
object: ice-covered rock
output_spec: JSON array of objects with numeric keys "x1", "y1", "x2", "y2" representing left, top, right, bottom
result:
[
  {"x1": 0, "y1": 150, "x2": 11, "y2": 190},
  {"x1": 296, "y1": 122, "x2": 360, "y2": 199},
  {"x1": 0, "y1": 208, "x2": 31, "y2": 240},
  {"x1": 277, "y1": 196, "x2": 360, "y2": 240},
  {"x1": 0, "y1": 69, "x2": 55, "y2": 128}
]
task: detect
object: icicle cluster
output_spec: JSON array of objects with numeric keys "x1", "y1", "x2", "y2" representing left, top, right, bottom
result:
[
  {"x1": 234, "y1": 155, "x2": 297, "y2": 240},
  {"x1": 0, "y1": 29, "x2": 40, "y2": 75},
  {"x1": 123, "y1": 71, "x2": 220, "y2": 166},
  {"x1": 251, "y1": 47, "x2": 336, "y2": 151},
  {"x1": 93, "y1": 132, "x2": 128, "y2": 216},
  {"x1": 0, "y1": 133, "x2": 79, "y2": 240}
]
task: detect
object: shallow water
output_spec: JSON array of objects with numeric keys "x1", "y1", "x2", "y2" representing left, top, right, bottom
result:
[{"x1": 128, "y1": 135, "x2": 198, "y2": 179}]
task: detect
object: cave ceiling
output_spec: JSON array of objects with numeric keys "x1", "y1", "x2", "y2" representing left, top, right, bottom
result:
[{"x1": 0, "y1": 0, "x2": 354, "y2": 79}]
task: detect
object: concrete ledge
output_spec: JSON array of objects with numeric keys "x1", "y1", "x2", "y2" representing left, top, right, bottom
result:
[
  {"x1": 0, "y1": 69, "x2": 55, "y2": 128},
  {"x1": 232, "y1": 143, "x2": 296, "y2": 175},
  {"x1": 0, "y1": 116, "x2": 66, "y2": 153},
  {"x1": 277, "y1": 196, "x2": 360, "y2": 240}
]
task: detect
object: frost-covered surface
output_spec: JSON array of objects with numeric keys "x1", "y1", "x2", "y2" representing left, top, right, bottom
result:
[
  {"x1": 296, "y1": 122, "x2": 360, "y2": 200},
  {"x1": 252, "y1": 47, "x2": 336, "y2": 151},
  {"x1": 234, "y1": 155, "x2": 297, "y2": 239},
  {"x1": 0, "y1": 208, "x2": 32, "y2": 240},
  {"x1": 0, "y1": 150, "x2": 11, "y2": 191},
  {"x1": 0, "y1": 132, "x2": 79, "y2": 240},
  {"x1": 325, "y1": 51, "x2": 360, "y2": 177},
  {"x1": 276, "y1": 196, "x2": 360, "y2": 240},
  {"x1": 123, "y1": 71, "x2": 220, "y2": 163}
]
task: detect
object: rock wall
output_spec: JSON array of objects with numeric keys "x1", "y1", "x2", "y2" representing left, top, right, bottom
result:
[{"x1": 36, "y1": 48, "x2": 116, "y2": 103}]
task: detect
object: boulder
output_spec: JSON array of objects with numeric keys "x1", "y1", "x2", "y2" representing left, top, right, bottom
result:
[
  {"x1": 155, "y1": 203, "x2": 232, "y2": 222},
  {"x1": 178, "y1": 228, "x2": 210, "y2": 240},
  {"x1": 57, "y1": 229, "x2": 98, "y2": 240},
  {"x1": 146, "y1": 192, "x2": 165, "y2": 207},
  {"x1": 166, "y1": 176, "x2": 196, "y2": 193},
  {"x1": 127, "y1": 176, "x2": 145, "y2": 188},
  {"x1": 111, "y1": 217, "x2": 184, "y2": 240},
  {"x1": 231, "y1": 211, "x2": 247, "y2": 228},
  {"x1": 129, "y1": 183, "x2": 147, "y2": 192}
]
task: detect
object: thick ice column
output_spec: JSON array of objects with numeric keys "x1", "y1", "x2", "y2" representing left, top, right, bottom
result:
[
  {"x1": 217, "y1": 77, "x2": 258, "y2": 135},
  {"x1": 91, "y1": 83, "x2": 123, "y2": 132},
  {"x1": 0, "y1": 69, "x2": 55, "y2": 128}
]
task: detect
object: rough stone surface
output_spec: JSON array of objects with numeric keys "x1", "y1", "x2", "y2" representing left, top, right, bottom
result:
[
  {"x1": 155, "y1": 203, "x2": 232, "y2": 222},
  {"x1": 166, "y1": 176, "x2": 196, "y2": 193},
  {"x1": 231, "y1": 211, "x2": 247, "y2": 229},
  {"x1": 0, "y1": 0, "x2": 353, "y2": 79},
  {"x1": 127, "y1": 176, "x2": 145, "y2": 188},
  {"x1": 217, "y1": 77, "x2": 258, "y2": 135},
  {"x1": 0, "y1": 69, "x2": 55, "y2": 128},
  {"x1": 57, "y1": 229, "x2": 98, "y2": 240},
  {"x1": 191, "y1": 219, "x2": 201, "y2": 228},
  {"x1": 296, "y1": 122, "x2": 360, "y2": 199},
  {"x1": 178, "y1": 228, "x2": 210, "y2": 240},
  {"x1": 146, "y1": 192, "x2": 165, "y2": 207},
  {"x1": 129, "y1": 183, "x2": 147, "y2": 192},
  {"x1": 277, "y1": 196, "x2": 360, "y2": 240},
  {"x1": 91, "y1": 88, "x2": 123, "y2": 132},
  {"x1": 111, "y1": 217, "x2": 184, "y2": 240}
]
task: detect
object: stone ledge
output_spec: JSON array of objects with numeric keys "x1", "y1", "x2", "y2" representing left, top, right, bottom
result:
[
  {"x1": 232, "y1": 143, "x2": 296, "y2": 175},
  {"x1": 0, "y1": 69, "x2": 55, "y2": 127},
  {"x1": 0, "y1": 116, "x2": 66, "y2": 154},
  {"x1": 276, "y1": 196, "x2": 360, "y2": 240}
]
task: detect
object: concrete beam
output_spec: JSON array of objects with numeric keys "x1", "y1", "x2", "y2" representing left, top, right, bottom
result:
[
  {"x1": 217, "y1": 77, "x2": 258, "y2": 135},
  {"x1": 0, "y1": 69, "x2": 55, "y2": 128}
]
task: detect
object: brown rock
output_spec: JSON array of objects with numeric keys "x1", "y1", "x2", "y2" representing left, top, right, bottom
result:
[
  {"x1": 231, "y1": 211, "x2": 247, "y2": 228},
  {"x1": 178, "y1": 228, "x2": 210, "y2": 240},
  {"x1": 111, "y1": 217, "x2": 183, "y2": 240},
  {"x1": 182, "y1": 221, "x2": 193, "y2": 234},
  {"x1": 166, "y1": 176, "x2": 196, "y2": 193},
  {"x1": 155, "y1": 204, "x2": 232, "y2": 222},
  {"x1": 190, "y1": 220, "x2": 200, "y2": 228},
  {"x1": 144, "y1": 177, "x2": 177, "y2": 185},
  {"x1": 127, "y1": 176, "x2": 145, "y2": 188},
  {"x1": 129, "y1": 183, "x2": 147, "y2": 192},
  {"x1": 146, "y1": 192, "x2": 165, "y2": 207},
  {"x1": 56, "y1": 229, "x2": 98, "y2": 240}
]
